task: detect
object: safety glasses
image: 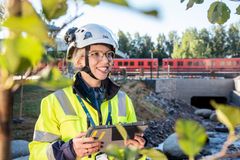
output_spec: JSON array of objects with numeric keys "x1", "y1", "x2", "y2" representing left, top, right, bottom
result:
[{"x1": 88, "y1": 50, "x2": 115, "y2": 61}]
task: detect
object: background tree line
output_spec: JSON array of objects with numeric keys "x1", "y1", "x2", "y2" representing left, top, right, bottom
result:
[{"x1": 118, "y1": 22, "x2": 240, "y2": 62}]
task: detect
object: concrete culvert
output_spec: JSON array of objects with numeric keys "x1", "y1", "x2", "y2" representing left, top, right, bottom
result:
[{"x1": 191, "y1": 96, "x2": 227, "y2": 109}]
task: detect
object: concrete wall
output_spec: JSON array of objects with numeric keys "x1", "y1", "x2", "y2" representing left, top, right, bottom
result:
[
  {"x1": 232, "y1": 76, "x2": 240, "y2": 106},
  {"x1": 155, "y1": 79, "x2": 234, "y2": 104}
]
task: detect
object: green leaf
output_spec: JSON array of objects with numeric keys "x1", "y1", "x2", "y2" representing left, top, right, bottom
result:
[
  {"x1": 0, "y1": 54, "x2": 7, "y2": 69},
  {"x1": 124, "y1": 147, "x2": 138, "y2": 160},
  {"x1": 211, "y1": 101, "x2": 240, "y2": 135},
  {"x1": 103, "y1": 0, "x2": 129, "y2": 6},
  {"x1": 194, "y1": 0, "x2": 204, "y2": 4},
  {"x1": 175, "y1": 119, "x2": 207, "y2": 157},
  {"x1": 16, "y1": 35, "x2": 44, "y2": 66},
  {"x1": 2, "y1": 38, "x2": 22, "y2": 73},
  {"x1": 207, "y1": 1, "x2": 230, "y2": 24},
  {"x1": 143, "y1": 10, "x2": 158, "y2": 17},
  {"x1": 186, "y1": 0, "x2": 195, "y2": 10},
  {"x1": 115, "y1": 124, "x2": 129, "y2": 140},
  {"x1": 30, "y1": 67, "x2": 73, "y2": 90},
  {"x1": 105, "y1": 144, "x2": 123, "y2": 159},
  {"x1": 3, "y1": 1, "x2": 51, "y2": 44},
  {"x1": 41, "y1": 0, "x2": 67, "y2": 21},
  {"x1": 2, "y1": 34, "x2": 44, "y2": 74},
  {"x1": 186, "y1": 0, "x2": 204, "y2": 10},
  {"x1": 236, "y1": 5, "x2": 240, "y2": 15},
  {"x1": 84, "y1": 0, "x2": 100, "y2": 6},
  {"x1": 139, "y1": 148, "x2": 168, "y2": 160}
]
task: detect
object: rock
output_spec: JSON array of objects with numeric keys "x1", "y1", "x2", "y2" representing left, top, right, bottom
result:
[
  {"x1": 194, "y1": 109, "x2": 213, "y2": 119},
  {"x1": 209, "y1": 112, "x2": 218, "y2": 122},
  {"x1": 214, "y1": 124, "x2": 228, "y2": 133},
  {"x1": 144, "y1": 119, "x2": 175, "y2": 147},
  {"x1": 156, "y1": 143, "x2": 163, "y2": 151},
  {"x1": 162, "y1": 133, "x2": 186, "y2": 159},
  {"x1": 13, "y1": 156, "x2": 29, "y2": 160},
  {"x1": 11, "y1": 140, "x2": 29, "y2": 159}
]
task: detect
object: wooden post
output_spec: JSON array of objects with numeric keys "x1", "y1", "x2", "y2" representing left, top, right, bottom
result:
[
  {"x1": 19, "y1": 80, "x2": 23, "y2": 120},
  {"x1": 0, "y1": 89, "x2": 12, "y2": 160}
]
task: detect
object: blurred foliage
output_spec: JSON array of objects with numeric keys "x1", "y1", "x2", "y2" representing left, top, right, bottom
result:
[
  {"x1": 41, "y1": 0, "x2": 67, "y2": 21},
  {"x1": 208, "y1": 2, "x2": 231, "y2": 25},
  {"x1": 115, "y1": 124, "x2": 128, "y2": 140},
  {"x1": 104, "y1": 0, "x2": 128, "y2": 7},
  {"x1": 175, "y1": 119, "x2": 207, "y2": 160},
  {"x1": 1, "y1": 0, "x2": 72, "y2": 91},
  {"x1": 139, "y1": 148, "x2": 168, "y2": 160},
  {"x1": 85, "y1": 0, "x2": 158, "y2": 16},
  {"x1": 173, "y1": 102, "x2": 240, "y2": 160},
  {"x1": 181, "y1": 0, "x2": 239, "y2": 25},
  {"x1": 237, "y1": 5, "x2": 240, "y2": 14},
  {"x1": 105, "y1": 123, "x2": 167, "y2": 160},
  {"x1": 84, "y1": 0, "x2": 100, "y2": 6},
  {"x1": 0, "y1": 1, "x2": 7, "y2": 23},
  {"x1": 211, "y1": 100, "x2": 240, "y2": 135},
  {"x1": 29, "y1": 67, "x2": 72, "y2": 90}
]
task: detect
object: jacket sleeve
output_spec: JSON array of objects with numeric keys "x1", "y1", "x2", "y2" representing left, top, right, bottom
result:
[{"x1": 29, "y1": 94, "x2": 76, "y2": 160}]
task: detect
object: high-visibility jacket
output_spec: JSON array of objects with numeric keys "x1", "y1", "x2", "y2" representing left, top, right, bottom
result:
[{"x1": 29, "y1": 84, "x2": 137, "y2": 160}]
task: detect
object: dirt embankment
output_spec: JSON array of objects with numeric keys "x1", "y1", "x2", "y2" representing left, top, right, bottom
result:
[
  {"x1": 120, "y1": 80, "x2": 166, "y2": 121},
  {"x1": 119, "y1": 80, "x2": 201, "y2": 146}
]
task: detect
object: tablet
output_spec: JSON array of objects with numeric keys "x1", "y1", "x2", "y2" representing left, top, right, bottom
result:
[{"x1": 86, "y1": 121, "x2": 148, "y2": 151}]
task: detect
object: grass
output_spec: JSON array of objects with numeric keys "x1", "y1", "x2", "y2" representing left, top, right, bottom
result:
[
  {"x1": 13, "y1": 85, "x2": 52, "y2": 118},
  {"x1": 12, "y1": 85, "x2": 53, "y2": 141}
]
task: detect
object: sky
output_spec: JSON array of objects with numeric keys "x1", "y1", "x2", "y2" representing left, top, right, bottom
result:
[
  {"x1": 2, "y1": 0, "x2": 240, "y2": 41},
  {"x1": 54, "y1": 0, "x2": 240, "y2": 41}
]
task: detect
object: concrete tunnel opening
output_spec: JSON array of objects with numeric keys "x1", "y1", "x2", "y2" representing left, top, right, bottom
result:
[{"x1": 191, "y1": 96, "x2": 228, "y2": 109}]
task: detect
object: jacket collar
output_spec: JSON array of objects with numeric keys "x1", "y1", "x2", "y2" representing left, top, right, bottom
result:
[{"x1": 72, "y1": 72, "x2": 120, "y2": 104}]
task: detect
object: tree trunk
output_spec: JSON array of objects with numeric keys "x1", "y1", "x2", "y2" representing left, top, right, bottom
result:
[
  {"x1": 19, "y1": 75, "x2": 23, "y2": 119},
  {"x1": 0, "y1": 89, "x2": 13, "y2": 160}
]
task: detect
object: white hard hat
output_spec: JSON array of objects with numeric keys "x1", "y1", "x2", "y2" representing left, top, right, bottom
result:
[{"x1": 66, "y1": 24, "x2": 118, "y2": 59}]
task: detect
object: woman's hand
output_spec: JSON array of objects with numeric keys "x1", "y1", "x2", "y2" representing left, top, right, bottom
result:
[
  {"x1": 72, "y1": 132, "x2": 102, "y2": 158},
  {"x1": 124, "y1": 133, "x2": 146, "y2": 149}
]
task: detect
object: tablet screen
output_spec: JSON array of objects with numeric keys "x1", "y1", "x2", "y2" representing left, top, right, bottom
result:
[{"x1": 112, "y1": 126, "x2": 137, "y2": 141}]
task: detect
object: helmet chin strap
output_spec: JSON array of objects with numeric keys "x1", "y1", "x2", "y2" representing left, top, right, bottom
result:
[{"x1": 81, "y1": 46, "x2": 99, "y2": 80}]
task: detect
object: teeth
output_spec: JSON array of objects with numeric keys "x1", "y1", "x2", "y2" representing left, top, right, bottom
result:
[{"x1": 98, "y1": 67, "x2": 108, "y2": 72}]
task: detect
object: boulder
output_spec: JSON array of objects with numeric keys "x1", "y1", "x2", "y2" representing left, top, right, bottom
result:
[
  {"x1": 194, "y1": 109, "x2": 213, "y2": 119},
  {"x1": 209, "y1": 112, "x2": 218, "y2": 122},
  {"x1": 11, "y1": 140, "x2": 29, "y2": 159},
  {"x1": 162, "y1": 133, "x2": 186, "y2": 159},
  {"x1": 13, "y1": 156, "x2": 29, "y2": 160}
]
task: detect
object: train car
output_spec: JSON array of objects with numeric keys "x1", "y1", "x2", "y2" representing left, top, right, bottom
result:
[
  {"x1": 112, "y1": 58, "x2": 159, "y2": 74},
  {"x1": 162, "y1": 58, "x2": 240, "y2": 72}
]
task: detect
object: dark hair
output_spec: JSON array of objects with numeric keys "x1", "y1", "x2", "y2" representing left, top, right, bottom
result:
[{"x1": 64, "y1": 27, "x2": 78, "y2": 44}]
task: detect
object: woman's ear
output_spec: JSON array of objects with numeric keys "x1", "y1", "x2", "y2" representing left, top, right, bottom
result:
[
  {"x1": 76, "y1": 56, "x2": 85, "y2": 69},
  {"x1": 72, "y1": 48, "x2": 85, "y2": 69}
]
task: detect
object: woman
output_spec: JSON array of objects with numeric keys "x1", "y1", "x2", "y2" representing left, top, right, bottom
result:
[{"x1": 29, "y1": 24, "x2": 145, "y2": 160}]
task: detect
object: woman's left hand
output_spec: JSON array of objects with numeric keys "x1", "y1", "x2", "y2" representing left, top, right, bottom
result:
[{"x1": 124, "y1": 133, "x2": 146, "y2": 149}]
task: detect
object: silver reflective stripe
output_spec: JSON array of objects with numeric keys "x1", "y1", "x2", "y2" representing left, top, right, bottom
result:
[
  {"x1": 54, "y1": 90, "x2": 77, "y2": 116},
  {"x1": 118, "y1": 90, "x2": 126, "y2": 116},
  {"x1": 33, "y1": 130, "x2": 60, "y2": 142},
  {"x1": 46, "y1": 142, "x2": 57, "y2": 160}
]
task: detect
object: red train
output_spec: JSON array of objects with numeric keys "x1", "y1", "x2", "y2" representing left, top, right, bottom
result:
[
  {"x1": 112, "y1": 58, "x2": 240, "y2": 73},
  {"x1": 162, "y1": 58, "x2": 240, "y2": 72},
  {"x1": 112, "y1": 58, "x2": 159, "y2": 74},
  {"x1": 57, "y1": 58, "x2": 240, "y2": 75}
]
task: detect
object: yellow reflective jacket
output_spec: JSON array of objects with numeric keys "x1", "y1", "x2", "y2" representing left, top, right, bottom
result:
[{"x1": 29, "y1": 81, "x2": 137, "y2": 160}]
